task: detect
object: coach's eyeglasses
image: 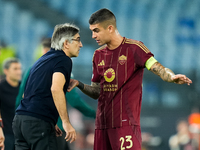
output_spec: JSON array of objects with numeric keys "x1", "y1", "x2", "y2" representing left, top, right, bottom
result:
[{"x1": 72, "y1": 37, "x2": 81, "y2": 43}]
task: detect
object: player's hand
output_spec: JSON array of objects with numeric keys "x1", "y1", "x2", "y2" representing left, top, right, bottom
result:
[
  {"x1": 63, "y1": 122, "x2": 76, "y2": 143},
  {"x1": 171, "y1": 74, "x2": 192, "y2": 85},
  {"x1": 0, "y1": 128, "x2": 5, "y2": 150},
  {"x1": 67, "y1": 79, "x2": 79, "y2": 92},
  {"x1": 55, "y1": 125, "x2": 62, "y2": 137}
]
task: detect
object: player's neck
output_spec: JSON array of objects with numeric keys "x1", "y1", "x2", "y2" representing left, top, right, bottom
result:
[{"x1": 107, "y1": 34, "x2": 123, "y2": 50}]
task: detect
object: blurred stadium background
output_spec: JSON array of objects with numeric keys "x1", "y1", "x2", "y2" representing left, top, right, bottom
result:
[{"x1": 0, "y1": 0, "x2": 200, "y2": 149}]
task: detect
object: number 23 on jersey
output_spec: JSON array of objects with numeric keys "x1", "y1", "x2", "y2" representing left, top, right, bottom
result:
[{"x1": 119, "y1": 135, "x2": 133, "y2": 150}]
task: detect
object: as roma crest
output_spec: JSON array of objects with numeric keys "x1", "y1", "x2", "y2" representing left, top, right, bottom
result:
[{"x1": 118, "y1": 55, "x2": 127, "y2": 65}]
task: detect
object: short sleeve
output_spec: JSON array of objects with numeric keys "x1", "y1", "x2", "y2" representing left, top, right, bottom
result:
[
  {"x1": 53, "y1": 56, "x2": 72, "y2": 82},
  {"x1": 91, "y1": 51, "x2": 101, "y2": 83},
  {"x1": 133, "y1": 42, "x2": 154, "y2": 67}
]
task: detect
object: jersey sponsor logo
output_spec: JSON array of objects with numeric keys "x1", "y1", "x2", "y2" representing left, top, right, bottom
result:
[
  {"x1": 118, "y1": 55, "x2": 127, "y2": 65},
  {"x1": 103, "y1": 84, "x2": 118, "y2": 91},
  {"x1": 104, "y1": 68, "x2": 115, "y2": 82},
  {"x1": 98, "y1": 60, "x2": 105, "y2": 66}
]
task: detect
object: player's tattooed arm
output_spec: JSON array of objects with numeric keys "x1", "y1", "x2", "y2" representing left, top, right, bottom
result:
[
  {"x1": 150, "y1": 62, "x2": 175, "y2": 82},
  {"x1": 149, "y1": 62, "x2": 192, "y2": 85},
  {"x1": 68, "y1": 79, "x2": 100, "y2": 99},
  {"x1": 82, "y1": 82, "x2": 101, "y2": 100}
]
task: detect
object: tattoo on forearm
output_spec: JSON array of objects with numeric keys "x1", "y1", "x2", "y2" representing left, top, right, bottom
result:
[
  {"x1": 77, "y1": 81, "x2": 84, "y2": 90},
  {"x1": 80, "y1": 82, "x2": 100, "y2": 99},
  {"x1": 151, "y1": 62, "x2": 175, "y2": 82}
]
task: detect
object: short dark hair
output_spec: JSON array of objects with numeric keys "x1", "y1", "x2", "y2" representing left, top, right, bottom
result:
[
  {"x1": 3, "y1": 58, "x2": 20, "y2": 69},
  {"x1": 42, "y1": 38, "x2": 51, "y2": 48},
  {"x1": 89, "y1": 8, "x2": 116, "y2": 28}
]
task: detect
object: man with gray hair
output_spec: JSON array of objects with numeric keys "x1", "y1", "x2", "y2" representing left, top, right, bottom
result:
[
  {"x1": 13, "y1": 23, "x2": 83, "y2": 150},
  {"x1": 0, "y1": 58, "x2": 22, "y2": 150}
]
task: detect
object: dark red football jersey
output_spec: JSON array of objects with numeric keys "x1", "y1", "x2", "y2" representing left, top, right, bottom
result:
[{"x1": 92, "y1": 37, "x2": 154, "y2": 129}]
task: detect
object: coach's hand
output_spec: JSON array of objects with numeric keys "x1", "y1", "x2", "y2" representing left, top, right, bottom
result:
[
  {"x1": 67, "y1": 79, "x2": 79, "y2": 92},
  {"x1": 63, "y1": 122, "x2": 76, "y2": 143}
]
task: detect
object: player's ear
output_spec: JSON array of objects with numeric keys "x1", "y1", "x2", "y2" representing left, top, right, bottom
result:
[{"x1": 108, "y1": 25, "x2": 114, "y2": 33}]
